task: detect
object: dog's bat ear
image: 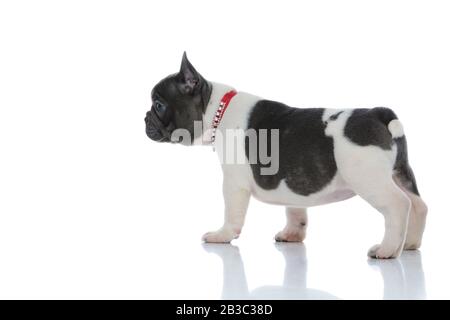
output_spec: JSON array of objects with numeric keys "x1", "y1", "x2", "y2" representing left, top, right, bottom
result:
[{"x1": 179, "y1": 52, "x2": 200, "y2": 94}]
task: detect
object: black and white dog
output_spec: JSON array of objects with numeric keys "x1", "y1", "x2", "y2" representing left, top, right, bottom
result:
[{"x1": 145, "y1": 53, "x2": 427, "y2": 259}]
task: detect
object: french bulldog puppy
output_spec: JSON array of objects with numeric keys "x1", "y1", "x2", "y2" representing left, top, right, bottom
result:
[{"x1": 145, "y1": 53, "x2": 427, "y2": 259}]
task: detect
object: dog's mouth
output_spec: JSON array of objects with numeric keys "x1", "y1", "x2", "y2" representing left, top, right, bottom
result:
[{"x1": 146, "y1": 129, "x2": 169, "y2": 142}]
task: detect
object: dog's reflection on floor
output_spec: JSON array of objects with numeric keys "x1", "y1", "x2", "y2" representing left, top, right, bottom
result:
[
  {"x1": 202, "y1": 243, "x2": 426, "y2": 300},
  {"x1": 368, "y1": 250, "x2": 426, "y2": 299},
  {"x1": 203, "y1": 242, "x2": 337, "y2": 299}
]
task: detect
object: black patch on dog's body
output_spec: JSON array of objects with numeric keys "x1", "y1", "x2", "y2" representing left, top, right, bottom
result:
[
  {"x1": 344, "y1": 107, "x2": 398, "y2": 150},
  {"x1": 329, "y1": 111, "x2": 344, "y2": 121},
  {"x1": 245, "y1": 100, "x2": 337, "y2": 196}
]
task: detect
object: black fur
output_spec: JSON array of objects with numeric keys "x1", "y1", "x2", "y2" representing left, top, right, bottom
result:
[
  {"x1": 344, "y1": 107, "x2": 398, "y2": 150},
  {"x1": 394, "y1": 136, "x2": 420, "y2": 195},
  {"x1": 145, "y1": 52, "x2": 212, "y2": 144},
  {"x1": 245, "y1": 100, "x2": 337, "y2": 196},
  {"x1": 329, "y1": 111, "x2": 344, "y2": 121}
]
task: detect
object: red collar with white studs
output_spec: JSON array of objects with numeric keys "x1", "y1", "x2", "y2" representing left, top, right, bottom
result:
[{"x1": 211, "y1": 90, "x2": 237, "y2": 143}]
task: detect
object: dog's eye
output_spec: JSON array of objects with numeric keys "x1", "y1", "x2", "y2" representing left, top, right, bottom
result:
[{"x1": 155, "y1": 101, "x2": 166, "y2": 113}]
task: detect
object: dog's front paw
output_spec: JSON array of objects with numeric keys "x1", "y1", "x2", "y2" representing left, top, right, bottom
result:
[
  {"x1": 202, "y1": 227, "x2": 239, "y2": 243},
  {"x1": 367, "y1": 244, "x2": 402, "y2": 259},
  {"x1": 275, "y1": 227, "x2": 306, "y2": 242}
]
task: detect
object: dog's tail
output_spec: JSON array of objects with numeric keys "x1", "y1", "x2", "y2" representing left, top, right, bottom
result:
[
  {"x1": 373, "y1": 107, "x2": 420, "y2": 195},
  {"x1": 371, "y1": 107, "x2": 404, "y2": 138},
  {"x1": 388, "y1": 119, "x2": 404, "y2": 138}
]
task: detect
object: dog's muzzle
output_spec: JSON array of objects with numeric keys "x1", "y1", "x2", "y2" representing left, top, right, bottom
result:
[{"x1": 145, "y1": 108, "x2": 173, "y2": 142}]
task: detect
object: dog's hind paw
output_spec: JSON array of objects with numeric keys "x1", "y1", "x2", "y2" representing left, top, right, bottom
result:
[{"x1": 367, "y1": 244, "x2": 402, "y2": 259}]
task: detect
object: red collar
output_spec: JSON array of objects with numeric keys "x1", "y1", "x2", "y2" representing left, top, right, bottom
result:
[{"x1": 211, "y1": 90, "x2": 237, "y2": 142}]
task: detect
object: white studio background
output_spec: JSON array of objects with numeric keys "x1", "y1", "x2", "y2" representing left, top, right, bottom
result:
[{"x1": 0, "y1": 0, "x2": 449, "y2": 299}]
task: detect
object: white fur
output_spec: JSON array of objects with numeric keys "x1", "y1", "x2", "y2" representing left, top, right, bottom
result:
[
  {"x1": 201, "y1": 83, "x2": 426, "y2": 258},
  {"x1": 388, "y1": 119, "x2": 404, "y2": 138}
]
